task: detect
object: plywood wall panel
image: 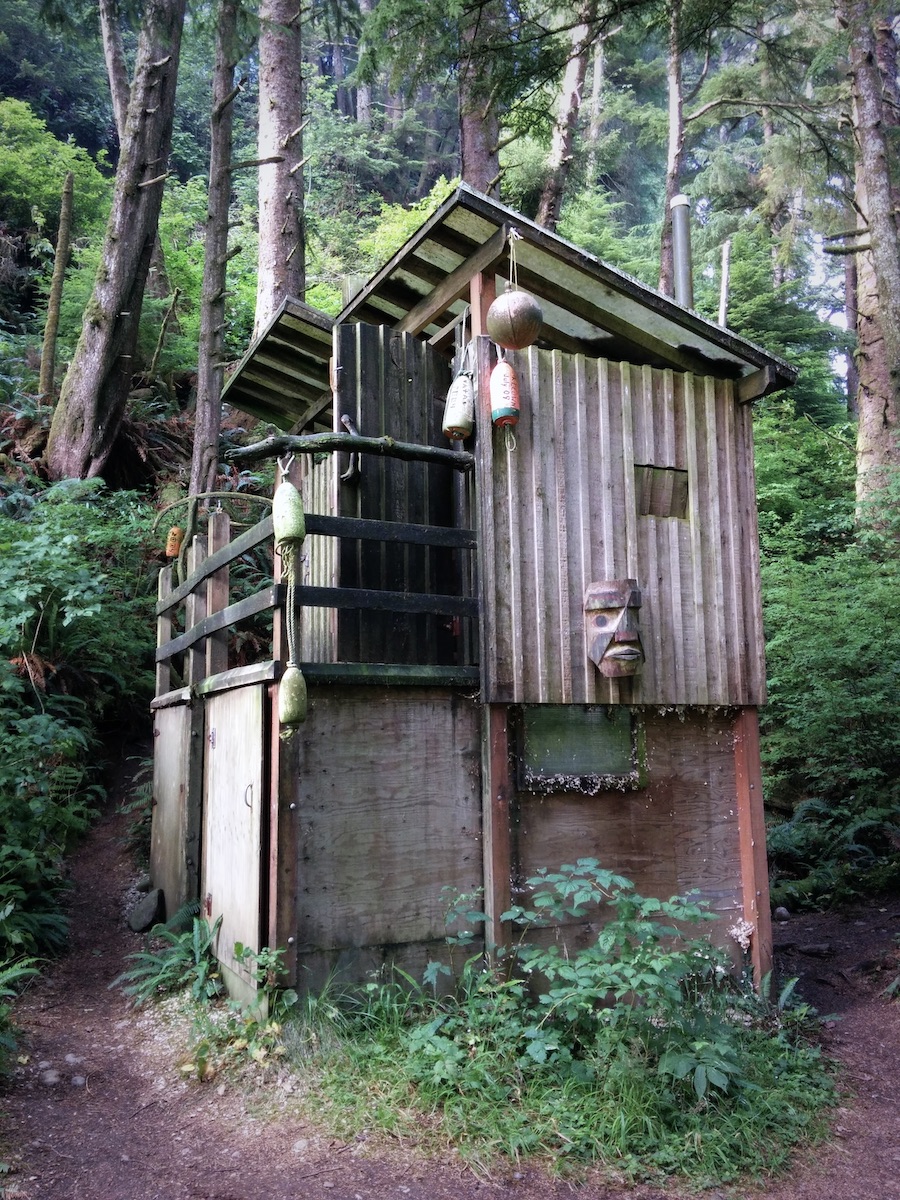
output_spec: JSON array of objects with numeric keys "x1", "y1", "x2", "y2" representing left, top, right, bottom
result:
[
  {"x1": 287, "y1": 688, "x2": 481, "y2": 958},
  {"x1": 513, "y1": 709, "x2": 744, "y2": 955}
]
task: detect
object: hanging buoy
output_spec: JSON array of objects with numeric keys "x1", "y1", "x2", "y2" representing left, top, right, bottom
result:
[
  {"x1": 442, "y1": 371, "x2": 475, "y2": 440},
  {"x1": 490, "y1": 358, "x2": 520, "y2": 429},
  {"x1": 272, "y1": 478, "x2": 306, "y2": 544},
  {"x1": 274, "y1": 456, "x2": 308, "y2": 735},
  {"x1": 486, "y1": 290, "x2": 543, "y2": 350},
  {"x1": 165, "y1": 526, "x2": 184, "y2": 557},
  {"x1": 278, "y1": 663, "x2": 308, "y2": 734}
]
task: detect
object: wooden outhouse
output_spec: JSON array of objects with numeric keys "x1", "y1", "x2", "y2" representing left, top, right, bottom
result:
[{"x1": 150, "y1": 185, "x2": 795, "y2": 999}]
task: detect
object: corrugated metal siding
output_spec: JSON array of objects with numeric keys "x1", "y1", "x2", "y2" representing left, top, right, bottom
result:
[{"x1": 476, "y1": 344, "x2": 765, "y2": 706}]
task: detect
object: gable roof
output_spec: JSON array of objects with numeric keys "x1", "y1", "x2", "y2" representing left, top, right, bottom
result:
[{"x1": 222, "y1": 184, "x2": 796, "y2": 431}]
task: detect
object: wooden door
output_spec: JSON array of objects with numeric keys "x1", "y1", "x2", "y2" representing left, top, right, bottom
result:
[{"x1": 201, "y1": 685, "x2": 265, "y2": 1002}]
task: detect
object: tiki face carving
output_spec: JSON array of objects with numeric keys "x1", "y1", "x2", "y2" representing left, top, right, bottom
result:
[{"x1": 584, "y1": 580, "x2": 644, "y2": 678}]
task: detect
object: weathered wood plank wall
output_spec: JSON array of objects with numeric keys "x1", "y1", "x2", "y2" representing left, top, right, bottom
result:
[
  {"x1": 333, "y1": 325, "x2": 458, "y2": 664},
  {"x1": 476, "y1": 344, "x2": 765, "y2": 706},
  {"x1": 282, "y1": 687, "x2": 482, "y2": 990}
]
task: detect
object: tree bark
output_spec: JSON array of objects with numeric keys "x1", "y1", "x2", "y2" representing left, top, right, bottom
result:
[
  {"x1": 98, "y1": 0, "x2": 130, "y2": 138},
  {"x1": 39, "y1": 171, "x2": 73, "y2": 402},
  {"x1": 838, "y1": 0, "x2": 900, "y2": 507},
  {"x1": 254, "y1": 0, "x2": 305, "y2": 338},
  {"x1": 190, "y1": 0, "x2": 239, "y2": 497},
  {"x1": 45, "y1": 0, "x2": 187, "y2": 480},
  {"x1": 98, "y1": 0, "x2": 172, "y2": 300},
  {"x1": 458, "y1": 0, "x2": 503, "y2": 194},
  {"x1": 659, "y1": 0, "x2": 685, "y2": 296},
  {"x1": 536, "y1": 8, "x2": 593, "y2": 231}
]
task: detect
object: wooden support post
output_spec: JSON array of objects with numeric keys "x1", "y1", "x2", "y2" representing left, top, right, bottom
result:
[
  {"x1": 185, "y1": 537, "x2": 207, "y2": 686},
  {"x1": 734, "y1": 707, "x2": 773, "y2": 985},
  {"x1": 155, "y1": 566, "x2": 173, "y2": 697},
  {"x1": 469, "y1": 270, "x2": 496, "y2": 338},
  {"x1": 481, "y1": 704, "x2": 513, "y2": 958},
  {"x1": 206, "y1": 511, "x2": 231, "y2": 678},
  {"x1": 269, "y1": 684, "x2": 299, "y2": 984}
]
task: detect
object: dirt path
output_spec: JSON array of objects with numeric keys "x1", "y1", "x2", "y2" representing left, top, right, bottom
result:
[{"x1": 2, "y1": 773, "x2": 899, "y2": 1200}]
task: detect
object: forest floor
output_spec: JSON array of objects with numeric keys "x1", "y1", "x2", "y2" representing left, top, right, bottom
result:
[{"x1": 1, "y1": 752, "x2": 900, "y2": 1200}]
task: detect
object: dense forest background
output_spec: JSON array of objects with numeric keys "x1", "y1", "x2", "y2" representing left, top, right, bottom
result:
[{"x1": 1, "y1": 0, "x2": 899, "y2": 967}]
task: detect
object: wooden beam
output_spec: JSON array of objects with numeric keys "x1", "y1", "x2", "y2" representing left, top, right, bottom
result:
[
  {"x1": 155, "y1": 566, "x2": 173, "y2": 697},
  {"x1": 734, "y1": 707, "x2": 773, "y2": 986},
  {"x1": 482, "y1": 705, "x2": 513, "y2": 958},
  {"x1": 287, "y1": 391, "x2": 332, "y2": 434},
  {"x1": 157, "y1": 586, "x2": 282, "y2": 661},
  {"x1": 185, "y1": 537, "x2": 207, "y2": 686},
  {"x1": 157, "y1": 517, "x2": 273, "y2": 615},
  {"x1": 395, "y1": 225, "x2": 508, "y2": 336},
  {"x1": 736, "y1": 364, "x2": 780, "y2": 404}
]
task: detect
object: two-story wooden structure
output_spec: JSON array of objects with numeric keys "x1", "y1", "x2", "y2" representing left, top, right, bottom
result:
[{"x1": 149, "y1": 185, "x2": 794, "y2": 999}]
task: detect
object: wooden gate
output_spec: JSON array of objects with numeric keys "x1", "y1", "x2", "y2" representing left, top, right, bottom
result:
[{"x1": 201, "y1": 685, "x2": 266, "y2": 1002}]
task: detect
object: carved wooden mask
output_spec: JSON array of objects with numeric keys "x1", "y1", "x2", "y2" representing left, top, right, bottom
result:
[{"x1": 584, "y1": 580, "x2": 644, "y2": 678}]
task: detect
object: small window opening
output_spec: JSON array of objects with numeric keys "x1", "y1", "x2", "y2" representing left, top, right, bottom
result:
[{"x1": 634, "y1": 465, "x2": 689, "y2": 519}]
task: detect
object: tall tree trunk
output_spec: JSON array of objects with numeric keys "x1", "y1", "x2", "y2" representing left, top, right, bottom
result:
[
  {"x1": 190, "y1": 0, "x2": 238, "y2": 498},
  {"x1": 845, "y1": 252, "x2": 859, "y2": 416},
  {"x1": 658, "y1": 0, "x2": 685, "y2": 296},
  {"x1": 45, "y1": 0, "x2": 186, "y2": 480},
  {"x1": 585, "y1": 27, "x2": 609, "y2": 179},
  {"x1": 39, "y1": 171, "x2": 73, "y2": 402},
  {"x1": 839, "y1": 0, "x2": 900, "y2": 507},
  {"x1": 98, "y1": 0, "x2": 130, "y2": 136},
  {"x1": 98, "y1": 0, "x2": 172, "y2": 300},
  {"x1": 536, "y1": 8, "x2": 593, "y2": 230},
  {"x1": 356, "y1": 0, "x2": 373, "y2": 126},
  {"x1": 254, "y1": 0, "x2": 305, "y2": 338},
  {"x1": 458, "y1": 0, "x2": 503, "y2": 194}
]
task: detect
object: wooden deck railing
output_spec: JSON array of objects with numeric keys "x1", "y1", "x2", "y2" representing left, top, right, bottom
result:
[{"x1": 154, "y1": 510, "x2": 479, "y2": 701}]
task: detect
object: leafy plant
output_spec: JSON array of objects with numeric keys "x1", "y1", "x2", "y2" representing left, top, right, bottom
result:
[
  {"x1": 0, "y1": 955, "x2": 39, "y2": 1075},
  {"x1": 178, "y1": 943, "x2": 299, "y2": 1080},
  {"x1": 300, "y1": 862, "x2": 835, "y2": 1184},
  {"x1": 112, "y1": 916, "x2": 224, "y2": 1007}
]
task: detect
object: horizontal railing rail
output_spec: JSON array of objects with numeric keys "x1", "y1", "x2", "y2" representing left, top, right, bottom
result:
[{"x1": 154, "y1": 510, "x2": 478, "y2": 693}]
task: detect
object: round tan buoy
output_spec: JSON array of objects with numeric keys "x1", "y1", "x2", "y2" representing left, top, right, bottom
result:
[{"x1": 486, "y1": 290, "x2": 543, "y2": 350}]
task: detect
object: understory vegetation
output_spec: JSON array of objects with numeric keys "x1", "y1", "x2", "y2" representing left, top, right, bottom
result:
[
  {"x1": 112, "y1": 861, "x2": 835, "y2": 1185},
  {"x1": 0, "y1": 472, "x2": 156, "y2": 1067}
]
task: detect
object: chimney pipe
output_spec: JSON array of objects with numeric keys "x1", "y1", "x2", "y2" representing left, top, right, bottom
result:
[{"x1": 670, "y1": 194, "x2": 694, "y2": 308}]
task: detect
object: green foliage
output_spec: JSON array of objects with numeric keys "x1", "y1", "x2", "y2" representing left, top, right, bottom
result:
[
  {"x1": 754, "y1": 396, "x2": 855, "y2": 562},
  {"x1": 113, "y1": 916, "x2": 224, "y2": 1007},
  {"x1": 0, "y1": 98, "x2": 109, "y2": 236},
  {"x1": 304, "y1": 862, "x2": 834, "y2": 1183},
  {"x1": 762, "y1": 544, "x2": 900, "y2": 906},
  {"x1": 0, "y1": 955, "x2": 39, "y2": 1075},
  {"x1": 0, "y1": 478, "x2": 155, "y2": 959},
  {"x1": 184, "y1": 943, "x2": 299, "y2": 1076}
]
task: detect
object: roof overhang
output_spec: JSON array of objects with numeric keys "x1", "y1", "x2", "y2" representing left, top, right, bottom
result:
[{"x1": 222, "y1": 184, "x2": 796, "y2": 430}]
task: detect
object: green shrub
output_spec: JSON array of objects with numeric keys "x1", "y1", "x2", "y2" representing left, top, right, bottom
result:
[
  {"x1": 761, "y1": 546, "x2": 900, "y2": 906},
  {"x1": 304, "y1": 862, "x2": 835, "y2": 1184},
  {"x1": 0, "y1": 477, "x2": 155, "y2": 958}
]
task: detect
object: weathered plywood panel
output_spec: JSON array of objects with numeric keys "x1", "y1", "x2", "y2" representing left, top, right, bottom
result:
[
  {"x1": 150, "y1": 701, "x2": 201, "y2": 919},
  {"x1": 513, "y1": 709, "x2": 744, "y2": 956},
  {"x1": 285, "y1": 688, "x2": 481, "y2": 981},
  {"x1": 476, "y1": 344, "x2": 765, "y2": 705},
  {"x1": 202, "y1": 685, "x2": 265, "y2": 998}
]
